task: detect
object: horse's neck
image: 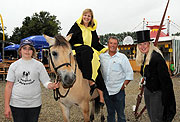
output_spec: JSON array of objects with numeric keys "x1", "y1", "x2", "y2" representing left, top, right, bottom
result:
[
  {"x1": 75, "y1": 65, "x2": 89, "y2": 86},
  {"x1": 76, "y1": 65, "x2": 84, "y2": 81}
]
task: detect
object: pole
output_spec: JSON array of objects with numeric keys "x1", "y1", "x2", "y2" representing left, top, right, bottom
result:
[
  {"x1": 0, "y1": 14, "x2": 5, "y2": 60},
  {"x1": 167, "y1": 16, "x2": 170, "y2": 36},
  {"x1": 143, "y1": 18, "x2": 145, "y2": 30},
  {"x1": 154, "y1": 0, "x2": 170, "y2": 46}
]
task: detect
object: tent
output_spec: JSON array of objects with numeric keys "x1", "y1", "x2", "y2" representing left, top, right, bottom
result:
[
  {"x1": 4, "y1": 44, "x2": 20, "y2": 51},
  {"x1": 21, "y1": 35, "x2": 49, "y2": 49},
  {"x1": 4, "y1": 44, "x2": 19, "y2": 59},
  {"x1": 172, "y1": 36, "x2": 180, "y2": 76}
]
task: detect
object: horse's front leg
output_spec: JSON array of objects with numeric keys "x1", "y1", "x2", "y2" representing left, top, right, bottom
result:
[
  {"x1": 90, "y1": 100, "x2": 95, "y2": 122},
  {"x1": 60, "y1": 102, "x2": 70, "y2": 122},
  {"x1": 80, "y1": 100, "x2": 90, "y2": 122},
  {"x1": 100, "y1": 103, "x2": 105, "y2": 122}
]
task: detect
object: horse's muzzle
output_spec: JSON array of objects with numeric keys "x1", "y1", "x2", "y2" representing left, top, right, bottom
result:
[{"x1": 58, "y1": 71, "x2": 76, "y2": 88}]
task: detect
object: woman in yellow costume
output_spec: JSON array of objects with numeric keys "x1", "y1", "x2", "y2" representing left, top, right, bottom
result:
[{"x1": 67, "y1": 8, "x2": 106, "y2": 104}]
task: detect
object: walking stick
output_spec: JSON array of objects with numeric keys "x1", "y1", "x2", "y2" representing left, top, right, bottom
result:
[
  {"x1": 133, "y1": 0, "x2": 170, "y2": 119},
  {"x1": 133, "y1": 78, "x2": 146, "y2": 119}
]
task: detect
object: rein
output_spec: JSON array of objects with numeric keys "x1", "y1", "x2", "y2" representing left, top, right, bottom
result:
[{"x1": 48, "y1": 45, "x2": 77, "y2": 101}]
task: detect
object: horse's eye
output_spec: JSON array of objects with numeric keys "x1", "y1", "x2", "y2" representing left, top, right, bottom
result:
[{"x1": 52, "y1": 51, "x2": 58, "y2": 57}]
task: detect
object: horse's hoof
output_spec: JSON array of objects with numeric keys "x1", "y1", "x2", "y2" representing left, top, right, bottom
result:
[
  {"x1": 101, "y1": 116, "x2": 105, "y2": 122},
  {"x1": 90, "y1": 114, "x2": 94, "y2": 122}
]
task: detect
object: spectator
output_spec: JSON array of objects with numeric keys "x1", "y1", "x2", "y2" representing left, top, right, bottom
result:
[
  {"x1": 100, "y1": 36, "x2": 133, "y2": 122},
  {"x1": 135, "y1": 30, "x2": 176, "y2": 122},
  {"x1": 4, "y1": 40, "x2": 59, "y2": 122}
]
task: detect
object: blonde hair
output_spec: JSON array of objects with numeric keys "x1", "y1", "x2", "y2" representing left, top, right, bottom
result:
[
  {"x1": 80, "y1": 8, "x2": 94, "y2": 27},
  {"x1": 18, "y1": 45, "x2": 36, "y2": 58},
  {"x1": 136, "y1": 41, "x2": 163, "y2": 66}
]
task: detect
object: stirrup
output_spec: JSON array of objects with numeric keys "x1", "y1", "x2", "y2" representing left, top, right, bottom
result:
[{"x1": 90, "y1": 84, "x2": 97, "y2": 96}]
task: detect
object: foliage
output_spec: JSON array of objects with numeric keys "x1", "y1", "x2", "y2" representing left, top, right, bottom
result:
[
  {"x1": 172, "y1": 32, "x2": 180, "y2": 36},
  {"x1": 10, "y1": 11, "x2": 62, "y2": 44},
  {"x1": 99, "y1": 31, "x2": 136, "y2": 45},
  {"x1": 0, "y1": 26, "x2": 9, "y2": 41}
]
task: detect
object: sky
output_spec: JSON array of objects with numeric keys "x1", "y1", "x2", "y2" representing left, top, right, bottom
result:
[{"x1": 1, "y1": 0, "x2": 180, "y2": 37}]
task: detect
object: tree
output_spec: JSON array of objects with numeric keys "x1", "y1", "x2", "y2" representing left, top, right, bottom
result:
[
  {"x1": 0, "y1": 25, "x2": 11, "y2": 59},
  {"x1": 172, "y1": 32, "x2": 180, "y2": 36},
  {"x1": 9, "y1": 27, "x2": 21, "y2": 44},
  {"x1": 10, "y1": 11, "x2": 62, "y2": 44},
  {"x1": 99, "y1": 31, "x2": 136, "y2": 45},
  {"x1": 0, "y1": 25, "x2": 9, "y2": 41}
]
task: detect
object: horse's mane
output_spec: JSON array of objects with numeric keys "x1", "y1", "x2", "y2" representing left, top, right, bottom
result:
[{"x1": 54, "y1": 35, "x2": 69, "y2": 48}]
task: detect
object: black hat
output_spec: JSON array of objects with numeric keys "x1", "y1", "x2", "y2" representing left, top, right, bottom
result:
[{"x1": 135, "y1": 30, "x2": 153, "y2": 44}]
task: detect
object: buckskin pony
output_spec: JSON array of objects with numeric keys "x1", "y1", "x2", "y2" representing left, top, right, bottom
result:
[{"x1": 44, "y1": 34, "x2": 104, "y2": 122}]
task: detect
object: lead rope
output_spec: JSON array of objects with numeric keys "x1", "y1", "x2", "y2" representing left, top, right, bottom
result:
[{"x1": 53, "y1": 82, "x2": 71, "y2": 101}]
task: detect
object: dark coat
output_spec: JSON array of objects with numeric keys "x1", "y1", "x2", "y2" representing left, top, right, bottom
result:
[
  {"x1": 67, "y1": 22, "x2": 104, "y2": 51},
  {"x1": 141, "y1": 51, "x2": 176, "y2": 122},
  {"x1": 67, "y1": 22, "x2": 105, "y2": 90}
]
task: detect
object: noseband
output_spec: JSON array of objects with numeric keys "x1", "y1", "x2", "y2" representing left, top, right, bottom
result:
[{"x1": 48, "y1": 45, "x2": 77, "y2": 100}]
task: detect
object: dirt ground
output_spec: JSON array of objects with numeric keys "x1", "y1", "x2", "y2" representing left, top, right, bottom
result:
[{"x1": 0, "y1": 72, "x2": 179, "y2": 122}]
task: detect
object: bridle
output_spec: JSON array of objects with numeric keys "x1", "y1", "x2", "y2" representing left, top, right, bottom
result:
[{"x1": 48, "y1": 45, "x2": 77, "y2": 101}]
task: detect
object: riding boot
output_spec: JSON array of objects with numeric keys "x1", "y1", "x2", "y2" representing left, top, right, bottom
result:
[
  {"x1": 99, "y1": 102, "x2": 105, "y2": 107},
  {"x1": 90, "y1": 84, "x2": 97, "y2": 96}
]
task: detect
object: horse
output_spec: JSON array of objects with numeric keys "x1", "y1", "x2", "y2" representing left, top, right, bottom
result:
[{"x1": 44, "y1": 34, "x2": 105, "y2": 122}]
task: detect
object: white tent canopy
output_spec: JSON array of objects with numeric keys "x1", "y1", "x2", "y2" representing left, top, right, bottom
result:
[{"x1": 172, "y1": 36, "x2": 180, "y2": 75}]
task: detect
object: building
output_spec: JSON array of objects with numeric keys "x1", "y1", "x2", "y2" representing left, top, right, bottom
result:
[{"x1": 119, "y1": 24, "x2": 179, "y2": 75}]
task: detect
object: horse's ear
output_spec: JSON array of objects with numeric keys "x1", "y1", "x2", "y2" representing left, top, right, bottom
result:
[
  {"x1": 43, "y1": 34, "x2": 55, "y2": 46},
  {"x1": 65, "y1": 33, "x2": 73, "y2": 41}
]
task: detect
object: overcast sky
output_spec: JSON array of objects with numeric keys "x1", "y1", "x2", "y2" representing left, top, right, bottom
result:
[{"x1": 1, "y1": 0, "x2": 180, "y2": 37}]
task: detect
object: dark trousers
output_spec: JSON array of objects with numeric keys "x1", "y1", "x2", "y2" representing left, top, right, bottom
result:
[
  {"x1": 75, "y1": 45, "x2": 93, "y2": 80},
  {"x1": 103, "y1": 88, "x2": 126, "y2": 122},
  {"x1": 144, "y1": 87, "x2": 164, "y2": 122},
  {"x1": 75, "y1": 45, "x2": 105, "y2": 90},
  {"x1": 10, "y1": 105, "x2": 41, "y2": 122}
]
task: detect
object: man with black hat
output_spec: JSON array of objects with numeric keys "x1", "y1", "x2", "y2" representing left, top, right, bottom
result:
[{"x1": 136, "y1": 30, "x2": 176, "y2": 122}]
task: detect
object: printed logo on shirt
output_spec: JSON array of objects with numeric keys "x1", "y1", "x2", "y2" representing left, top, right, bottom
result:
[{"x1": 18, "y1": 71, "x2": 35, "y2": 85}]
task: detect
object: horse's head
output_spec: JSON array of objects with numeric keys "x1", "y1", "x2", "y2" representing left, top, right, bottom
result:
[{"x1": 44, "y1": 34, "x2": 76, "y2": 88}]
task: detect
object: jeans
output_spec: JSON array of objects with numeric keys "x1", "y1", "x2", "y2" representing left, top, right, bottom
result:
[
  {"x1": 10, "y1": 105, "x2": 41, "y2": 122},
  {"x1": 103, "y1": 88, "x2": 126, "y2": 122}
]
